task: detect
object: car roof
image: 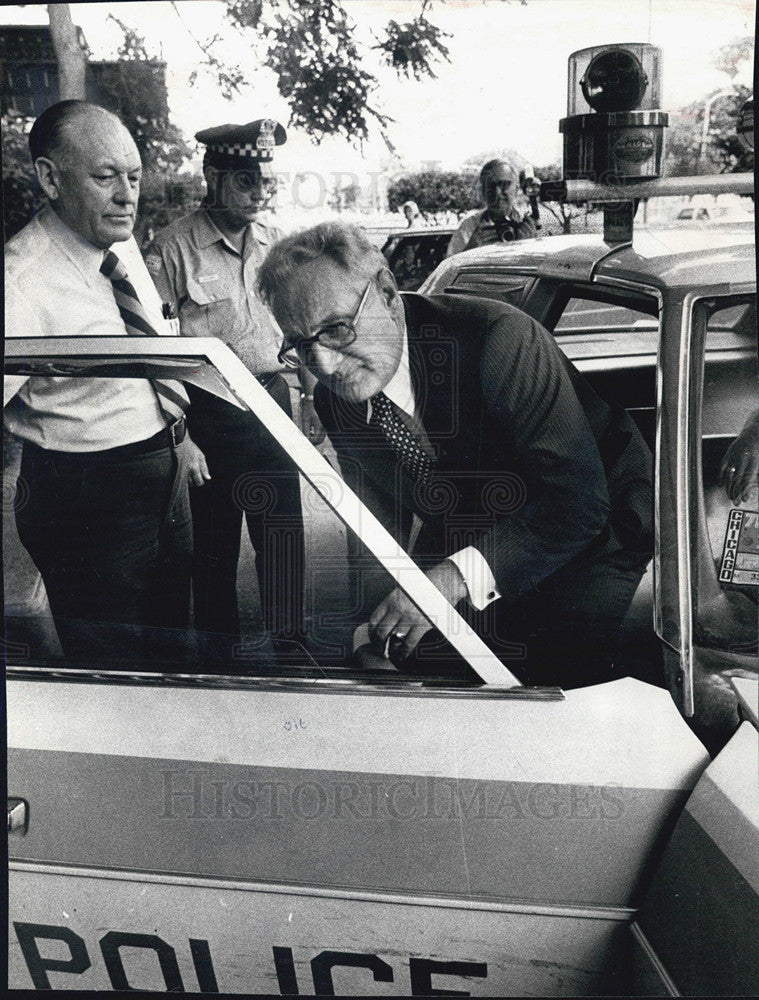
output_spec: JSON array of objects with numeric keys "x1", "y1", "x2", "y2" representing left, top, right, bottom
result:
[
  {"x1": 384, "y1": 228, "x2": 456, "y2": 240},
  {"x1": 435, "y1": 228, "x2": 756, "y2": 290}
]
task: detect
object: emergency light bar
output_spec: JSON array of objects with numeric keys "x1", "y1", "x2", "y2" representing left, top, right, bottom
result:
[{"x1": 561, "y1": 43, "x2": 668, "y2": 184}]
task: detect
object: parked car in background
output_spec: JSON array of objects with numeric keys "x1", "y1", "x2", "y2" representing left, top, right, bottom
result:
[
  {"x1": 675, "y1": 203, "x2": 755, "y2": 228},
  {"x1": 381, "y1": 228, "x2": 455, "y2": 290}
]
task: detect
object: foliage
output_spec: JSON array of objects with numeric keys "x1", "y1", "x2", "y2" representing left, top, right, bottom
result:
[
  {"x1": 387, "y1": 169, "x2": 479, "y2": 215},
  {"x1": 134, "y1": 173, "x2": 204, "y2": 248},
  {"x1": 532, "y1": 161, "x2": 589, "y2": 235},
  {"x1": 664, "y1": 85, "x2": 753, "y2": 176},
  {"x1": 329, "y1": 181, "x2": 361, "y2": 212},
  {"x1": 664, "y1": 37, "x2": 753, "y2": 177},
  {"x1": 712, "y1": 36, "x2": 754, "y2": 79},
  {"x1": 373, "y1": 17, "x2": 450, "y2": 80},
  {"x1": 2, "y1": 114, "x2": 45, "y2": 241},
  {"x1": 197, "y1": 0, "x2": 453, "y2": 146},
  {"x1": 265, "y1": 0, "x2": 390, "y2": 145},
  {"x1": 98, "y1": 17, "x2": 193, "y2": 174}
]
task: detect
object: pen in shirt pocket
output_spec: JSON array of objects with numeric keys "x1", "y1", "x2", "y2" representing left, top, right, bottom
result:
[{"x1": 162, "y1": 302, "x2": 181, "y2": 335}]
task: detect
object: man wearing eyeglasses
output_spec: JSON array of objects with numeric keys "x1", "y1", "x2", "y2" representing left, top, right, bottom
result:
[
  {"x1": 258, "y1": 222, "x2": 653, "y2": 687},
  {"x1": 446, "y1": 158, "x2": 537, "y2": 257},
  {"x1": 149, "y1": 120, "x2": 312, "y2": 663}
]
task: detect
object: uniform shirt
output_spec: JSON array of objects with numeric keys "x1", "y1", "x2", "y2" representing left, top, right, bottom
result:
[
  {"x1": 446, "y1": 207, "x2": 537, "y2": 257},
  {"x1": 375, "y1": 334, "x2": 500, "y2": 612},
  {"x1": 4, "y1": 206, "x2": 173, "y2": 452},
  {"x1": 147, "y1": 208, "x2": 286, "y2": 376}
]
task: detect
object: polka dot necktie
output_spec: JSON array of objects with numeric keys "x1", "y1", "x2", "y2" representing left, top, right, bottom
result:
[
  {"x1": 369, "y1": 392, "x2": 437, "y2": 486},
  {"x1": 100, "y1": 250, "x2": 189, "y2": 421}
]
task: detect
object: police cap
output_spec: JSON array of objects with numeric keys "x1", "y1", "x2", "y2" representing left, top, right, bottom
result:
[{"x1": 195, "y1": 119, "x2": 287, "y2": 174}]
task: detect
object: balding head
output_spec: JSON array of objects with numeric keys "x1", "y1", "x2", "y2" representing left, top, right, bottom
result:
[
  {"x1": 32, "y1": 101, "x2": 142, "y2": 249},
  {"x1": 29, "y1": 100, "x2": 122, "y2": 165}
]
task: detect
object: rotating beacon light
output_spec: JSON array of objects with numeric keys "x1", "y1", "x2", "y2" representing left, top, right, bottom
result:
[{"x1": 560, "y1": 44, "x2": 669, "y2": 183}]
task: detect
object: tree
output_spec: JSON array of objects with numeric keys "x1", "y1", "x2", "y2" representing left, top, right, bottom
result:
[
  {"x1": 2, "y1": 12, "x2": 194, "y2": 242},
  {"x1": 329, "y1": 181, "x2": 361, "y2": 212},
  {"x1": 98, "y1": 17, "x2": 193, "y2": 174},
  {"x1": 45, "y1": 1, "x2": 527, "y2": 149},
  {"x1": 2, "y1": 114, "x2": 45, "y2": 240},
  {"x1": 387, "y1": 169, "x2": 479, "y2": 216},
  {"x1": 175, "y1": 0, "x2": 455, "y2": 147},
  {"x1": 664, "y1": 37, "x2": 754, "y2": 177},
  {"x1": 47, "y1": 3, "x2": 86, "y2": 99},
  {"x1": 532, "y1": 162, "x2": 577, "y2": 234}
]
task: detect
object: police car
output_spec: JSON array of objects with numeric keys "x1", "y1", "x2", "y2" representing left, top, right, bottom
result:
[
  {"x1": 7, "y1": 43, "x2": 758, "y2": 997},
  {"x1": 7, "y1": 213, "x2": 758, "y2": 994}
]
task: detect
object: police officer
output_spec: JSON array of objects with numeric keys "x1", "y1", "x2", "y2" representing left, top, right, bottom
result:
[{"x1": 149, "y1": 119, "x2": 314, "y2": 664}]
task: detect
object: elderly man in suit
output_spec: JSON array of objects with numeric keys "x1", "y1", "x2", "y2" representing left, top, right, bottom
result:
[{"x1": 257, "y1": 222, "x2": 653, "y2": 685}]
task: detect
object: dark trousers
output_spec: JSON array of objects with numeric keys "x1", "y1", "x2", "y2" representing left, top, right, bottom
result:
[
  {"x1": 16, "y1": 435, "x2": 192, "y2": 667},
  {"x1": 186, "y1": 379, "x2": 305, "y2": 652}
]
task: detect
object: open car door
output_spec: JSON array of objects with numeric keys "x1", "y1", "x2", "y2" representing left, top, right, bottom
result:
[{"x1": 7, "y1": 337, "x2": 710, "y2": 995}]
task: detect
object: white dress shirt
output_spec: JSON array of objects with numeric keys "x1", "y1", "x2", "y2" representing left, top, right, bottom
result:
[
  {"x1": 374, "y1": 338, "x2": 501, "y2": 611},
  {"x1": 4, "y1": 207, "x2": 177, "y2": 451}
]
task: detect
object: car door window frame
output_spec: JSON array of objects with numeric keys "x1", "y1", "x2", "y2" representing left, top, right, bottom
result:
[{"x1": 4, "y1": 336, "x2": 531, "y2": 693}]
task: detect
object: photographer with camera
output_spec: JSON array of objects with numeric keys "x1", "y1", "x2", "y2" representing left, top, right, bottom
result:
[{"x1": 447, "y1": 158, "x2": 537, "y2": 256}]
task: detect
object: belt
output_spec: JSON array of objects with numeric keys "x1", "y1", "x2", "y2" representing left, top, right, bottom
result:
[{"x1": 23, "y1": 417, "x2": 186, "y2": 462}]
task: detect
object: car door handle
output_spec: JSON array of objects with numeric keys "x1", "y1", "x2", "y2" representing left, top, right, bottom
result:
[{"x1": 8, "y1": 798, "x2": 28, "y2": 835}]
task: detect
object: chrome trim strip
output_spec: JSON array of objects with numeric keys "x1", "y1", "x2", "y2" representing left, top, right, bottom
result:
[
  {"x1": 630, "y1": 921, "x2": 681, "y2": 996},
  {"x1": 564, "y1": 172, "x2": 753, "y2": 204},
  {"x1": 676, "y1": 294, "x2": 698, "y2": 716},
  {"x1": 5, "y1": 664, "x2": 563, "y2": 699},
  {"x1": 9, "y1": 861, "x2": 635, "y2": 922}
]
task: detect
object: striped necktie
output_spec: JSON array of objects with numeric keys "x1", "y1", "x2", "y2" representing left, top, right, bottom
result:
[
  {"x1": 369, "y1": 391, "x2": 437, "y2": 486},
  {"x1": 100, "y1": 250, "x2": 188, "y2": 421}
]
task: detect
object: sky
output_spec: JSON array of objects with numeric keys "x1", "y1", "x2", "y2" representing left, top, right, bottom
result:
[{"x1": 2, "y1": 0, "x2": 755, "y2": 194}]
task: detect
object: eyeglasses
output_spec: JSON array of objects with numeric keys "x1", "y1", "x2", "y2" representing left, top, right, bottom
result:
[{"x1": 277, "y1": 279, "x2": 373, "y2": 369}]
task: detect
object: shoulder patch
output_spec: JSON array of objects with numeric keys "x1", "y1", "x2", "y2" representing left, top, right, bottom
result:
[{"x1": 144, "y1": 252, "x2": 163, "y2": 275}]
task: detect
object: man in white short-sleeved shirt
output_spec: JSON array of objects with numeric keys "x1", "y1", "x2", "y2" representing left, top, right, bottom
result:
[{"x1": 4, "y1": 100, "x2": 207, "y2": 664}]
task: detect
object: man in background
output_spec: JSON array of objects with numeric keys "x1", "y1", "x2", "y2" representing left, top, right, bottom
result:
[
  {"x1": 149, "y1": 120, "x2": 314, "y2": 664},
  {"x1": 4, "y1": 100, "x2": 205, "y2": 664},
  {"x1": 447, "y1": 158, "x2": 537, "y2": 256}
]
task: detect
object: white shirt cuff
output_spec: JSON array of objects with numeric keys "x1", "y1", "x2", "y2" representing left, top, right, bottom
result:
[{"x1": 447, "y1": 546, "x2": 501, "y2": 610}]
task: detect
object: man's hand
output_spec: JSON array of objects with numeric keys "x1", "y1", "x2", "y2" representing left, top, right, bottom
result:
[
  {"x1": 300, "y1": 397, "x2": 326, "y2": 445},
  {"x1": 369, "y1": 560, "x2": 468, "y2": 660},
  {"x1": 184, "y1": 435, "x2": 211, "y2": 487},
  {"x1": 720, "y1": 409, "x2": 759, "y2": 503}
]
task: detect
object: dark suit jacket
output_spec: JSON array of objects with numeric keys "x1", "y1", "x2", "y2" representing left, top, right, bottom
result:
[{"x1": 315, "y1": 293, "x2": 653, "y2": 631}]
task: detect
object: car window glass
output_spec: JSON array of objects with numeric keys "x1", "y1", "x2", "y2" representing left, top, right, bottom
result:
[
  {"x1": 693, "y1": 295, "x2": 758, "y2": 655},
  {"x1": 2, "y1": 372, "x2": 489, "y2": 685},
  {"x1": 445, "y1": 271, "x2": 532, "y2": 307},
  {"x1": 555, "y1": 298, "x2": 656, "y2": 334},
  {"x1": 388, "y1": 234, "x2": 454, "y2": 292}
]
